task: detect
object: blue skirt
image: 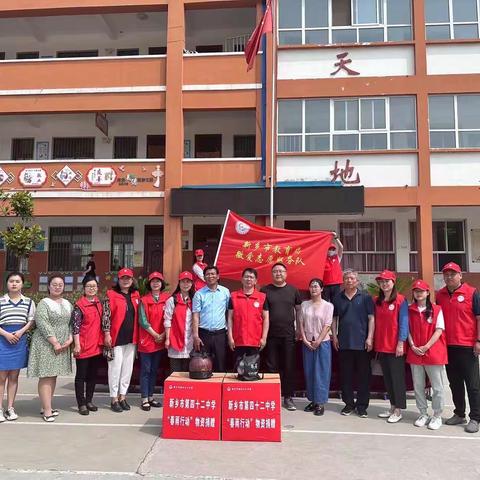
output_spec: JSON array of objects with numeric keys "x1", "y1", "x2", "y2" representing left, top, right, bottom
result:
[{"x1": 0, "y1": 324, "x2": 28, "y2": 371}]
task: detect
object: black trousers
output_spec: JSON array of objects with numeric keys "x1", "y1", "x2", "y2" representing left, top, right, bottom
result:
[
  {"x1": 446, "y1": 346, "x2": 480, "y2": 421},
  {"x1": 233, "y1": 346, "x2": 260, "y2": 370},
  {"x1": 322, "y1": 284, "x2": 341, "y2": 303},
  {"x1": 264, "y1": 336, "x2": 296, "y2": 397},
  {"x1": 169, "y1": 357, "x2": 190, "y2": 374},
  {"x1": 379, "y1": 353, "x2": 407, "y2": 409},
  {"x1": 199, "y1": 328, "x2": 227, "y2": 372},
  {"x1": 338, "y1": 349, "x2": 371, "y2": 410},
  {"x1": 75, "y1": 355, "x2": 101, "y2": 407}
]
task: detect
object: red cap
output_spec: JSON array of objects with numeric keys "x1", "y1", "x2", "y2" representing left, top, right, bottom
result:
[
  {"x1": 179, "y1": 271, "x2": 193, "y2": 281},
  {"x1": 118, "y1": 268, "x2": 134, "y2": 278},
  {"x1": 442, "y1": 262, "x2": 461, "y2": 273},
  {"x1": 195, "y1": 249, "x2": 204, "y2": 256},
  {"x1": 148, "y1": 271, "x2": 164, "y2": 282},
  {"x1": 376, "y1": 270, "x2": 396, "y2": 282},
  {"x1": 412, "y1": 279, "x2": 430, "y2": 291},
  {"x1": 328, "y1": 243, "x2": 337, "y2": 250}
]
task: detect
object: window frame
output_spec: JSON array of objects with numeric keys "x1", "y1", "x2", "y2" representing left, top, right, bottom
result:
[
  {"x1": 111, "y1": 226, "x2": 134, "y2": 270},
  {"x1": 278, "y1": 96, "x2": 417, "y2": 153},
  {"x1": 278, "y1": 0, "x2": 412, "y2": 45},
  {"x1": 48, "y1": 227, "x2": 92, "y2": 271}
]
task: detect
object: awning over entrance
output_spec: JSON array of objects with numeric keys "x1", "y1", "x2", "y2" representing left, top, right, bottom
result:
[{"x1": 170, "y1": 185, "x2": 364, "y2": 216}]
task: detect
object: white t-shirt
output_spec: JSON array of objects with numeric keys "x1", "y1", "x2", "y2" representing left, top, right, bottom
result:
[{"x1": 418, "y1": 305, "x2": 445, "y2": 329}]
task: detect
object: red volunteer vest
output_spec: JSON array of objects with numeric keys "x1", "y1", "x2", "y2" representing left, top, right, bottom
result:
[
  {"x1": 76, "y1": 296, "x2": 103, "y2": 359},
  {"x1": 106, "y1": 289, "x2": 140, "y2": 347},
  {"x1": 436, "y1": 283, "x2": 478, "y2": 347},
  {"x1": 323, "y1": 254, "x2": 343, "y2": 286},
  {"x1": 230, "y1": 289, "x2": 266, "y2": 347},
  {"x1": 170, "y1": 293, "x2": 192, "y2": 352},
  {"x1": 406, "y1": 303, "x2": 447, "y2": 365},
  {"x1": 193, "y1": 261, "x2": 207, "y2": 291},
  {"x1": 138, "y1": 292, "x2": 169, "y2": 353},
  {"x1": 374, "y1": 294, "x2": 406, "y2": 354}
]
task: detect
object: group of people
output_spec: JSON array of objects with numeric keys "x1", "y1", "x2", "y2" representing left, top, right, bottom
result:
[{"x1": 0, "y1": 240, "x2": 479, "y2": 435}]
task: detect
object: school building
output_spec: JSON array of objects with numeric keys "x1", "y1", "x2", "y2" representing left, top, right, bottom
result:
[{"x1": 0, "y1": 0, "x2": 480, "y2": 292}]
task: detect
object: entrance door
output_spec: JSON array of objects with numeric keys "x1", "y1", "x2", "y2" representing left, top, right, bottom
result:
[
  {"x1": 193, "y1": 225, "x2": 222, "y2": 265},
  {"x1": 144, "y1": 225, "x2": 164, "y2": 274}
]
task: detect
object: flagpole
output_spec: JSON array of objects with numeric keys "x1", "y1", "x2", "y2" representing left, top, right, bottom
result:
[
  {"x1": 269, "y1": 0, "x2": 277, "y2": 227},
  {"x1": 214, "y1": 209, "x2": 231, "y2": 265}
]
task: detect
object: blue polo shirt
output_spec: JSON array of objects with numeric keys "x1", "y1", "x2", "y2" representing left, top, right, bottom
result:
[
  {"x1": 333, "y1": 289, "x2": 375, "y2": 351},
  {"x1": 192, "y1": 284, "x2": 230, "y2": 331}
]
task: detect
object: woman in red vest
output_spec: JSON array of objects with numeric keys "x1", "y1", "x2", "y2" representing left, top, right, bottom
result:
[
  {"x1": 374, "y1": 270, "x2": 409, "y2": 423},
  {"x1": 164, "y1": 271, "x2": 195, "y2": 372},
  {"x1": 192, "y1": 249, "x2": 207, "y2": 291},
  {"x1": 138, "y1": 271, "x2": 169, "y2": 411},
  {"x1": 72, "y1": 276, "x2": 103, "y2": 416},
  {"x1": 407, "y1": 280, "x2": 447, "y2": 431},
  {"x1": 322, "y1": 233, "x2": 344, "y2": 302},
  {"x1": 102, "y1": 268, "x2": 140, "y2": 413}
]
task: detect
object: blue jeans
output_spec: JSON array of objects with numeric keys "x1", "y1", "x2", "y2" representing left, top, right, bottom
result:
[
  {"x1": 302, "y1": 341, "x2": 332, "y2": 405},
  {"x1": 139, "y1": 351, "x2": 163, "y2": 398}
]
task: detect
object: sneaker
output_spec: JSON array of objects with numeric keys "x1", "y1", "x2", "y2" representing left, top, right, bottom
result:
[
  {"x1": 428, "y1": 416, "x2": 442, "y2": 430},
  {"x1": 304, "y1": 402, "x2": 315, "y2": 412},
  {"x1": 357, "y1": 409, "x2": 368, "y2": 418},
  {"x1": 387, "y1": 412, "x2": 403, "y2": 423},
  {"x1": 465, "y1": 419, "x2": 479, "y2": 434},
  {"x1": 445, "y1": 414, "x2": 467, "y2": 426},
  {"x1": 40, "y1": 409, "x2": 59, "y2": 417},
  {"x1": 314, "y1": 404, "x2": 325, "y2": 416},
  {"x1": 283, "y1": 397, "x2": 296, "y2": 411},
  {"x1": 378, "y1": 409, "x2": 393, "y2": 418},
  {"x1": 5, "y1": 407, "x2": 17, "y2": 421},
  {"x1": 0, "y1": 409, "x2": 5, "y2": 423},
  {"x1": 414, "y1": 414, "x2": 430, "y2": 427},
  {"x1": 341, "y1": 406, "x2": 355, "y2": 416}
]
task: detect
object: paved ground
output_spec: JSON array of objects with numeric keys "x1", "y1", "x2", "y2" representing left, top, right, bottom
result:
[{"x1": 1, "y1": 374, "x2": 479, "y2": 480}]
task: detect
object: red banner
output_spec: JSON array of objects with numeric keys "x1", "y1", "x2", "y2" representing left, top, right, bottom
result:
[
  {"x1": 215, "y1": 211, "x2": 333, "y2": 289},
  {"x1": 245, "y1": 0, "x2": 273, "y2": 71}
]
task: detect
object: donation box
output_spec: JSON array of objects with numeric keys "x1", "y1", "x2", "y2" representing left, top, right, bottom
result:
[
  {"x1": 222, "y1": 373, "x2": 281, "y2": 442},
  {"x1": 162, "y1": 372, "x2": 224, "y2": 440}
]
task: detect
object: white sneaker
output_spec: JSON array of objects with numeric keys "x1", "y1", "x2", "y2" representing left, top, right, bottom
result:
[
  {"x1": 387, "y1": 412, "x2": 403, "y2": 423},
  {"x1": 0, "y1": 409, "x2": 5, "y2": 423},
  {"x1": 414, "y1": 414, "x2": 430, "y2": 427},
  {"x1": 5, "y1": 407, "x2": 18, "y2": 421},
  {"x1": 378, "y1": 409, "x2": 393, "y2": 418},
  {"x1": 428, "y1": 416, "x2": 442, "y2": 430}
]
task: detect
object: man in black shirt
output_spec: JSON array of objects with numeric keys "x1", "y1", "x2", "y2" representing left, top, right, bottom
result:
[
  {"x1": 260, "y1": 263, "x2": 302, "y2": 411},
  {"x1": 83, "y1": 253, "x2": 96, "y2": 281}
]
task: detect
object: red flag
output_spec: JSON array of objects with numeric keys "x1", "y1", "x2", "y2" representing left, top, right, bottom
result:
[
  {"x1": 245, "y1": 0, "x2": 273, "y2": 71},
  {"x1": 215, "y1": 211, "x2": 333, "y2": 290}
]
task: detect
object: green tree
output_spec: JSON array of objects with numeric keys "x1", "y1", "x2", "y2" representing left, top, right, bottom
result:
[{"x1": 0, "y1": 191, "x2": 44, "y2": 273}]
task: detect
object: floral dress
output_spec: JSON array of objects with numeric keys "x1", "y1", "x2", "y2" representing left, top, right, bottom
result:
[{"x1": 27, "y1": 298, "x2": 73, "y2": 378}]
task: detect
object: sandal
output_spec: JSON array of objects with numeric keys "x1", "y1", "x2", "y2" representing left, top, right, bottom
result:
[
  {"x1": 42, "y1": 414, "x2": 56, "y2": 422},
  {"x1": 141, "y1": 401, "x2": 151, "y2": 412},
  {"x1": 149, "y1": 399, "x2": 161, "y2": 408}
]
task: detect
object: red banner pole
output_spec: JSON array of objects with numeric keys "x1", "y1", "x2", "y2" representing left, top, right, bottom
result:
[{"x1": 214, "y1": 209, "x2": 231, "y2": 265}]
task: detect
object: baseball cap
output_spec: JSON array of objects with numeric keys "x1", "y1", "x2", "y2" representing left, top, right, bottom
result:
[
  {"x1": 376, "y1": 270, "x2": 396, "y2": 282},
  {"x1": 328, "y1": 243, "x2": 337, "y2": 250},
  {"x1": 195, "y1": 249, "x2": 204, "y2": 256},
  {"x1": 412, "y1": 279, "x2": 430, "y2": 291},
  {"x1": 148, "y1": 271, "x2": 164, "y2": 282},
  {"x1": 179, "y1": 271, "x2": 193, "y2": 281},
  {"x1": 442, "y1": 262, "x2": 461, "y2": 273},
  {"x1": 118, "y1": 268, "x2": 134, "y2": 278}
]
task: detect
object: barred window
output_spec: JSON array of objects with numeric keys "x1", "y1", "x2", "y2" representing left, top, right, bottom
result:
[
  {"x1": 114, "y1": 137, "x2": 138, "y2": 158},
  {"x1": 11, "y1": 138, "x2": 34, "y2": 160},
  {"x1": 111, "y1": 227, "x2": 134, "y2": 270},
  {"x1": 53, "y1": 137, "x2": 95, "y2": 159},
  {"x1": 48, "y1": 227, "x2": 92, "y2": 271}
]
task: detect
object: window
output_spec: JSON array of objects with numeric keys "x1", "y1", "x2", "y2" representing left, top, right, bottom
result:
[
  {"x1": 409, "y1": 221, "x2": 467, "y2": 272},
  {"x1": 339, "y1": 221, "x2": 395, "y2": 272},
  {"x1": 278, "y1": 0, "x2": 412, "y2": 45},
  {"x1": 117, "y1": 48, "x2": 140, "y2": 56},
  {"x1": 233, "y1": 135, "x2": 256, "y2": 157},
  {"x1": 111, "y1": 227, "x2": 134, "y2": 270},
  {"x1": 278, "y1": 96, "x2": 416, "y2": 152},
  {"x1": 284, "y1": 220, "x2": 311, "y2": 230},
  {"x1": 56, "y1": 50, "x2": 99, "y2": 58},
  {"x1": 149, "y1": 47, "x2": 167, "y2": 55},
  {"x1": 195, "y1": 134, "x2": 222, "y2": 158},
  {"x1": 48, "y1": 227, "x2": 92, "y2": 271},
  {"x1": 429, "y1": 94, "x2": 480, "y2": 148},
  {"x1": 53, "y1": 138, "x2": 95, "y2": 159},
  {"x1": 114, "y1": 137, "x2": 138, "y2": 158},
  {"x1": 195, "y1": 45, "x2": 223, "y2": 53},
  {"x1": 16, "y1": 52, "x2": 39, "y2": 59},
  {"x1": 426, "y1": 0, "x2": 479, "y2": 40},
  {"x1": 146, "y1": 135, "x2": 165, "y2": 158},
  {"x1": 11, "y1": 138, "x2": 34, "y2": 160},
  {"x1": 0, "y1": 53, "x2": 5, "y2": 60}
]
